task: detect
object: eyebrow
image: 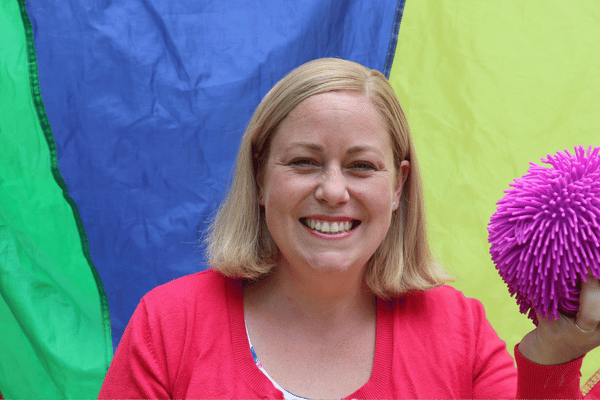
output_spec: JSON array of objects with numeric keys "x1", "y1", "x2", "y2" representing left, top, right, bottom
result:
[
  {"x1": 285, "y1": 142, "x2": 384, "y2": 157},
  {"x1": 347, "y1": 145, "x2": 384, "y2": 157},
  {"x1": 284, "y1": 142, "x2": 323, "y2": 152}
]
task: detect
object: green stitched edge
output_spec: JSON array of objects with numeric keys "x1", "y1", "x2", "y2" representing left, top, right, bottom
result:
[{"x1": 17, "y1": 0, "x2": 113, "y2": 371}]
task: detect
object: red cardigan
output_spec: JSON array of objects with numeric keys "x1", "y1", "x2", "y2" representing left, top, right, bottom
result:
[{"x1": 98, "y1": 269, "x2": 585, "y2": 399}]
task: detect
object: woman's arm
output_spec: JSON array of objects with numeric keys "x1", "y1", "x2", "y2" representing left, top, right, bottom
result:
[
  {"x1": 517, "y1": 276, "x2": 600, "y2": 398},
  {"x1": 519, "y1": 276, "x2": 600, "y2": 365},
  {"x1": 98, "y1": 298, "x2": 171, "y2": 399}
]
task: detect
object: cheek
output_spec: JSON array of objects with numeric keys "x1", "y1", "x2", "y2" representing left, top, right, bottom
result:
[
  {"x1": 265, "y1": 168, "x2": 315, "y2": 196},
  {"x1": 263, "y1": 172, "x2": 314, "y2": 220},
  {"x1": 354, "y1": 179, "x2": 397, "y2": 210}
]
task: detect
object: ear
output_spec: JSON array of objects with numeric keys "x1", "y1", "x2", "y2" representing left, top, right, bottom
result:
[
  {"x1": 257, "y1": 185, "x2": 265, "y2": 206},
  {"x1": 393, "y1": 160, "x2": 410, "y2": 210}
]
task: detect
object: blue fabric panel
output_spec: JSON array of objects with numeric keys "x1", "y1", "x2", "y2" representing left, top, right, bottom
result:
[{"x1": 26, "y1": 0, "x2": 402, "y2": 349}]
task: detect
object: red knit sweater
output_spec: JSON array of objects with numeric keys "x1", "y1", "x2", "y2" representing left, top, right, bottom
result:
[{"x1": 98, "y1": 269, "x2": 585, "y2": 399}]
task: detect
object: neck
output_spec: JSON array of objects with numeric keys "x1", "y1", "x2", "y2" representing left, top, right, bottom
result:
[{"x1": 244, "y1": 255, "x2": 376, "y2": 330}]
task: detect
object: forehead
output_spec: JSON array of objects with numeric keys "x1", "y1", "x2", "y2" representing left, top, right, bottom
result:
[
  {"x1": 286, "y1": 90, "x2": 382, "y2": 123},
  {"x1": 272, "y1": 91, "x2": 391, "y2": 149}
]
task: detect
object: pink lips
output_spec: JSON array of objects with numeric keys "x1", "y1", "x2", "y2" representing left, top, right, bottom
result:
[
  {"x1": 303, "y1": 215, "x2": 354, "y2": 222},
  {"x1": 300, "y1": 215, "x2": 360, "y2": 240}
]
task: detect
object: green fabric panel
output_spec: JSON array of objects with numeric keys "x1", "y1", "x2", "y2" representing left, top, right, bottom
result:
[
  {"x1": 0, "y1": 0, "x2": 112, "y2": 398},
  {"x1": 389, "y1": 0, "x2": 600, "y2": 383}
]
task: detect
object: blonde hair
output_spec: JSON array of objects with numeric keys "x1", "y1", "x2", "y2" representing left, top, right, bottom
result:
[{"x1": 207, "y1": 58, "x2": 450, "y2": 298}]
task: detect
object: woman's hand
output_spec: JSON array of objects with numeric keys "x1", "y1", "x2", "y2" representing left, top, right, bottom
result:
[{"x1": 518, "y1": 275, "x2": 600, "y2": 365}]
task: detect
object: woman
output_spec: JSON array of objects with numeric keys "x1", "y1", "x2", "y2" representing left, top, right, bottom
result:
[{"x1": 98, "y1": 58, "x2": 600, "y2": 399}]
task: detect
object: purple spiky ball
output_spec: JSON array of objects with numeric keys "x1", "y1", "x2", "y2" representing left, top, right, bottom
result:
[{"x1": 488, "y1": 145, "x2": 600, "y2": 324}]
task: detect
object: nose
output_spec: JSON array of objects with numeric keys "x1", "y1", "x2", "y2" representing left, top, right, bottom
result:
[{"x1": 315, "y1": 165, "x2": 350, "y2": 205}]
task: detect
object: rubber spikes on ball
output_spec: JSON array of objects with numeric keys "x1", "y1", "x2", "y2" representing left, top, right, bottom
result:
[{"x1": 488, "y1": 145, "x2": 600, "y2": 325}]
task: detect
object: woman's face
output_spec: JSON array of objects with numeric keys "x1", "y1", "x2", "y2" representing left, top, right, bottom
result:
[{"x1": 258, "y1": 90, "x2": 409, "y2": 276}]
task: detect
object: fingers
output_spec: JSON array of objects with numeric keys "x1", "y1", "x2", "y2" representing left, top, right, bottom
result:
[
  {"x1": 575, "y1": 275, "x2": 600, "y2": 333},
  {"x1": 525, "y1": 276, "x2": 600, "y2": 365}
]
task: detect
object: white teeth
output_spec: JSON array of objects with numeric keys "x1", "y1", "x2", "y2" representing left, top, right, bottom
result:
[
  {"x1": 304, "y1": 218, "x2": 354, "y2": 234},
  {"x1": 331, "y1": 222, "x2": 339, "y2": 233}
]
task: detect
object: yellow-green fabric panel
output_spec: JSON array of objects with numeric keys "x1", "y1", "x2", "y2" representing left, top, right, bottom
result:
[{"x1": 389, "y1": 0, "x2": 600, "y2": 383}]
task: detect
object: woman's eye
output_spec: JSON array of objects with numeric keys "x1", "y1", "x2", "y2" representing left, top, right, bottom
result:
[
  {"x1": 289, "y1": 158, "x2": 318, "y2": 167},
  {"x1": 350, "y1": 161, "x2": 377, "y2": 171}
]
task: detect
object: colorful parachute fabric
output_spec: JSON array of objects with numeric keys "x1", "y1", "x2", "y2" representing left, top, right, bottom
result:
[
  {"x1": 1, "y1": 0, "x2": 111, "y2": 398},
  {"x1": 390, "y1": 0, "x2": 600, "y2": 390},
  {"x1": 1, "y1": 0, "x2": 404, "y2": 397}
]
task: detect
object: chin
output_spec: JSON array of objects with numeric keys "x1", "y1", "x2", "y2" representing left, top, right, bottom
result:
[{"x1": 304, "y1": 254, "x2": 369, "y2": 275}]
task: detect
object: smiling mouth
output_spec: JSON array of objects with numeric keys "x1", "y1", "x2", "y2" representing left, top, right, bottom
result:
[{"x1": 299, "y1": 218, "x2": 361, "y2": 234}]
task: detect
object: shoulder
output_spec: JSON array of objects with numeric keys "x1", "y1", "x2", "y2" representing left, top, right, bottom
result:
[
  {"x1": 390, "y1": 285, "x2": 489, "y2": 328},
  {"x1": 385, "y1": 285, "x2": 512, "y2": 376},
  {"x1": 145, "y1": 269, "x2": 229, "y2": 299},
  {"x1": 128, "y1": 269, "x2": 238, "y2": 354},
  {"x1": 139, "y1": 269, "x2": 237, "y2": 321},
  {"x1": 402, "y1": 285, "x2": 484, "y2": 311},
  {"x1": 104, "y1": 269, "x2": 242, "y2": 398}
]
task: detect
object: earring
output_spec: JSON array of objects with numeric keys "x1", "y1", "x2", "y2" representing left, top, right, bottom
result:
[
  {"x1": 392, "y1": 202, "x2": 397, "y2": 209},
  {"x1": 259, "y1": 196, "x2": 264, "y2": 202}
]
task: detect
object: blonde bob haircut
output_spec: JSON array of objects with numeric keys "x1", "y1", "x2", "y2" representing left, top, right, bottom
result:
[{"x1": 207, "y1": 57, "x2": 450, "y2": 298}]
